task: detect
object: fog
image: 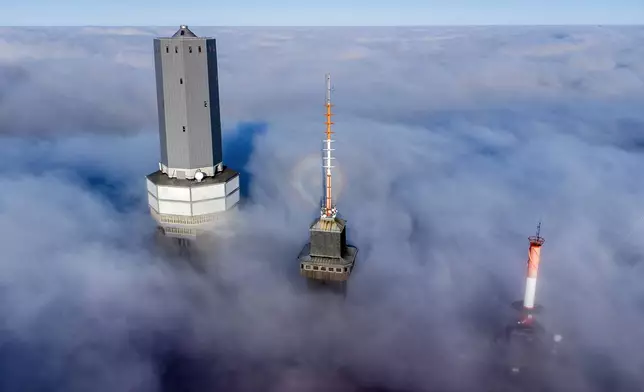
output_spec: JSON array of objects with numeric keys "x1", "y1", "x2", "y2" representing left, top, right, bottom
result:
[{"x1": 0, "y1": 26, "x2": 643, "y2": 391}]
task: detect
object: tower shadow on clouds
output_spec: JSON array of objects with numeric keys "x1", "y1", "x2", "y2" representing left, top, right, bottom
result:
[{"x1": 223, "y1": 122, "x2": 268, "y2": 200}]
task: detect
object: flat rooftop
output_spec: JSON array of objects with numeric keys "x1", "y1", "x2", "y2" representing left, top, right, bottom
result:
[{"x1": 147, "y1": 167, "x2": 239, "y2": 188}]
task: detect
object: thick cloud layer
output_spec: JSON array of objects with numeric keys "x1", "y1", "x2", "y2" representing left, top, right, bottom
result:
[{"x1": 0, "y1": 26, "x2": 643, "y2": 391}]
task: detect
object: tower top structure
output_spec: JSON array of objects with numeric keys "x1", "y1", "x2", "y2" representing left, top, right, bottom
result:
[
  {"x1": 172, "y1": 25, "x2": 198, "y2": 38},
  {"x1": 299, "y1": 73, "x2": 358, "y2": 288},
  {"x1": 146, "y1": 25, "x2": 240, "y2": 241},
  {"x1": 529, "y1": 221, "x2": 545, "y2": 246},
  {"x1": 152, "y1": 25, "x2": 223, "y2": 180},
  {"x1": 321, "y1": 73, "x2": 338, "y2": 220}
]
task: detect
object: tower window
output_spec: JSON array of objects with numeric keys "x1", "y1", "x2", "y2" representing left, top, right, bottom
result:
[
  {"x1": 180, "y1": 78, "x2": 183, "y2": 84},
  {"x1": 180, "y1": 30, "x2": 185, "y2": 36},
  {"x1": 175, "y1": 46, "x2": 178, "y2": 53},
  {"x1": 182, "y1": 126, "x2": 186, "y2": 132},
  {"x1": 189, "y1": 46, "x2": 192, "y2": 53},
  {"x1": 204, "y1": 101, "x2": 207, "y2": 107},
  {"x1": 198, "y1": 46, "x2": 202, "y2": 53},
  {"x1": 165, "y1": 46, "x2": 169, "y2": 53}
]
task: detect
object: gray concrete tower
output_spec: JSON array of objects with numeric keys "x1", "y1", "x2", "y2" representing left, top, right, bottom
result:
[
  {"x1": 146, "y1": 25, "x2": 240, "y2": 241},
  {"x1": 154, "y1": 24, "x2": 223, "y2": 179}
]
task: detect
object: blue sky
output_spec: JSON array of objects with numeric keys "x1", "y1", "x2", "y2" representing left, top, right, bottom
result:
[{"x1": 2, "y1": 0, "x2": 642, "y2": 25}]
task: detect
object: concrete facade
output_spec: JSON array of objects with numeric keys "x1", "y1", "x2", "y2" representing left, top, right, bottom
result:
[{"x1": 153, "y1": 25, "x2": 223, "y2": 179}]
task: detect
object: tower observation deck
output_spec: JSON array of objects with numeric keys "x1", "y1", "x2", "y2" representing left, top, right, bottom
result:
[{"x1": 146, "y1": 25, "x2": 240, "y2": 241}]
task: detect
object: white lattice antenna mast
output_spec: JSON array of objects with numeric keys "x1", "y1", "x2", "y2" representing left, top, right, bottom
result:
[{"x1": 321, "y1": 73, "x2": 337, "y2": 219}]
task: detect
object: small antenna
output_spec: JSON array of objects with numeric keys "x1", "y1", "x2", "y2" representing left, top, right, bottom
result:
[{"x1": 529, "y1": 220, "x2": 545, "y2": 246}]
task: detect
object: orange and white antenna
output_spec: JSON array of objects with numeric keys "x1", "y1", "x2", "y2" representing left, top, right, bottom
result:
[
  {"x1": 523, "y1": 221, "x2": 545, "y2": 310},
  {"x1": 321, "y1": 73, "x2": 337, "y2": 219}
]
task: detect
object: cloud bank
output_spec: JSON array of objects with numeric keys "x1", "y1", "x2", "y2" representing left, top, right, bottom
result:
[{"x1": 0, "y1": 25, "x2": 643, "y2": 391}]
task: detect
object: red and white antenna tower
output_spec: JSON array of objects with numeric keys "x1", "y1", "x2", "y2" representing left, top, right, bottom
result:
[
  {"x1": 517, "y1": 222, "x2": 546, "y2": 324},
  {"x1": 321, "y1": 73, "x2": 338, "y2": 220}
]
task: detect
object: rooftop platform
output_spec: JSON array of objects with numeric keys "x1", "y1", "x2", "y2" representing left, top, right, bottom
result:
[{"x1": 146, "y1": 167, "x2": 238, "y2": 188}]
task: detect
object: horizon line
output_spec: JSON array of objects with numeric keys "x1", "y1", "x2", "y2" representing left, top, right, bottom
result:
[{"x1": 2, "y1": 23, "x2": 641, "y2": 28}]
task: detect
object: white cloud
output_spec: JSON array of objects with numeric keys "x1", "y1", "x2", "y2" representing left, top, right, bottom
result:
[
  {"x1": 79, "y1": 27, "x2": 156, "y2": 36},
  {"x1": 0, "y1": 26, "x2": 643, "y2": 391},
  {"x1": 0, "y1": 38, "x2": 89, "y2": 62}
]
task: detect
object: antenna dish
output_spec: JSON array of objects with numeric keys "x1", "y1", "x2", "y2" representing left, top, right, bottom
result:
[{"x1": 195, "y1": 171, "x2": 204, "y2": 182}]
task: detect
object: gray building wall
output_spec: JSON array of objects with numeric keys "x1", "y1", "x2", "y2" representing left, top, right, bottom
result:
[
  {"x1": 310, "y1": 226, "x2": 346, "y2": 258},
  {"x1": 153, "y1": 40, "x2": 168, "y2": 165},
  {"x1": 206, "y1": 40, "x2": 223, "y2": 166},
  {"x1": 182, "y1": 39, "x2": 213, "y2": 168},
  {"x1": 154, "y1": 33, "x2": 223, "y2": 172}
]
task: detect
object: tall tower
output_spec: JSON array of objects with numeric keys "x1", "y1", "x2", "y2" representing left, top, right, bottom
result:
[
  {"x1": 512, "y1": 222, "x2": 546, "y2": 322},
  {"x1": 298, "y1": 74, "x2": 358, "y2": 286},
  {"x1": 487, "y1": 223, "x2": 568, "y2": 386},
  {"x1": 494, "y1": 223, "x2": 561, "y2": 378},
  {"x1": 146, "y1": 25, "x2": 240, "y2": 242}
]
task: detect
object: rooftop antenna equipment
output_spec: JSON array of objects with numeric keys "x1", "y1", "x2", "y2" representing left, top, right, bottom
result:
[
  {"x1": 298, "y1": 73, "x2": 358, "y2": 291},
  {"x1": 321, "y1": 73, "x2": 337, "y2": 220}
]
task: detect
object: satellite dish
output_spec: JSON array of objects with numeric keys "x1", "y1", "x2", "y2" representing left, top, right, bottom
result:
[{"x1": 195, "y1": 171, "x2": 204, "y2": 182}]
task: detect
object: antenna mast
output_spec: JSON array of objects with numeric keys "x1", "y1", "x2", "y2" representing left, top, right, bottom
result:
[
  {"x1": 321, "y1": 73, "x2": 337, "y2": 219},
  {"x1": 530, "y1": 221, "x2": 544, "y2": 245}
]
